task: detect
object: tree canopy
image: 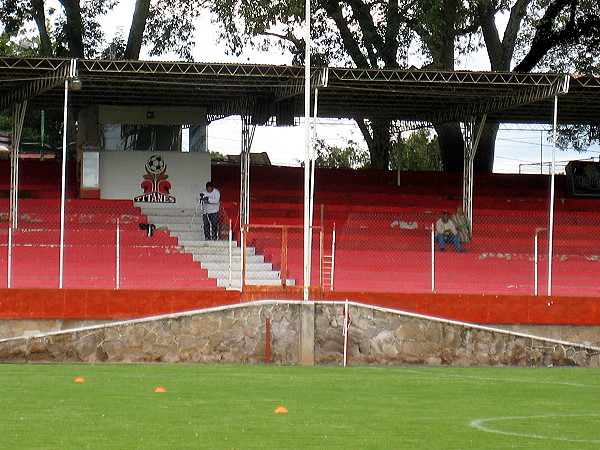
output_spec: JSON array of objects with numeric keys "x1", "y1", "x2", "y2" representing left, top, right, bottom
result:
[
  {"x1": 210, "y1": 0, "x2": 600, "y2": 171},
  {"x1": 310, "y1": 129, "x2": 441, "y2": 171},
  {"x1": 1, "y1": 0, "x2": 598, "y2": 170},
  {"x1": 0, "y1": 0, "x2": 205, "y2": 60}
]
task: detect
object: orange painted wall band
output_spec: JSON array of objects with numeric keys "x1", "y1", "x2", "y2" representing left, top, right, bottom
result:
[{"x1": 0, "y1": 288, "x2": 598, "y2": 325}]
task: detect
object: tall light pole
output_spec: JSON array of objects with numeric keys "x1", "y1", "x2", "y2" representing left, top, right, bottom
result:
[
  {"x1": 302, "y1": 0, "x2": 312, "y2": 301},
  {"x1": 547, "y1": 95, "x2": 558, "y2": 296},
  {"x1": 59, "y1": 59, "x2": 81, "y2": 288}
]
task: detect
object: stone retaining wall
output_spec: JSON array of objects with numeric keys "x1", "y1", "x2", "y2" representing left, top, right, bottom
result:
[{"x1": 1, "y1": 301, "x2": 599, "y2": 367}]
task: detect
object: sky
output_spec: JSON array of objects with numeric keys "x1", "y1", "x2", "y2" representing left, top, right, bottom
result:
[{"x1": 99, "y1": 3, "x2": 599, "y2": 174}]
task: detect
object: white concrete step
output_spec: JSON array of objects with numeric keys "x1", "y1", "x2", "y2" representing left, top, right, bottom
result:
[
  {"x1": 156, "y1": 222, "x2": 204, "y2": 232},
  {"x1": 142, "y1": 208, "x2": 196, "y2": 217},
  {"x1": 147, "y1": 215, "x2": 198, "y2": 225},
  {"x1": 194, "y1": 253, "x2": 264, "y2": 263},
  {"x1": 178, "y1": 240, "x2": 233, "y2": 248},
  {"x1": 138, "y1": 205, "x2": 296, "y2": 289},
  {"x1": 207, "y1": 269, "x2": 281, "y2": 280},
  {"x1": 181, "y1": 243, "x2": 255, "y2": 256},
  {"x1": 171, "y1": 230, "x2": 207, "y2": 241},
  {"x1": 152, "y1": 222, "x2": 203, "y2": 232},
  {"x1": 201, "y1": 261, "x2": 273, "y2": 272},
  {"x1": 219, "y1": 278, "x2": 296, "y2": 289}
]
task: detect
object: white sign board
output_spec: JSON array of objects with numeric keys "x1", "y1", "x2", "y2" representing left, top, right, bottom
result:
[{"x1": 99, "y1": 151, "x2": 211, "y2": 209}]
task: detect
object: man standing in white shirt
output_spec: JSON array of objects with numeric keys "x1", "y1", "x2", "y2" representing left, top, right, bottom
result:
[
  {"x1": 435, "y1": 211, "x2": 464, "y2": 252},
  {"x1": 197, "y1": 181, "x2": 221, "y2": 240}
]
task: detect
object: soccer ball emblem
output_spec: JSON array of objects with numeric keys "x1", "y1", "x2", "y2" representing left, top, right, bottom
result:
[{"x1": 146, "y1": 155, "x2": 165, "y2": 174}]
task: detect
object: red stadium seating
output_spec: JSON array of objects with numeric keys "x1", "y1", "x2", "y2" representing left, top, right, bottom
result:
[
  {"x1": 2, "y1": 161, "x2": 599, "y2": 296},
  {"x1": 213, "y1": 163, "x2": 600, "y2": 297},
  {"x1": 0, "y1": 161, "x2": 220, "y2": 290}
]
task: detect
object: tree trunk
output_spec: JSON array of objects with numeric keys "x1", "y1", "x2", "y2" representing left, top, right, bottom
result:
[
  {"x1": 31, "y1": 0, "x2": 53, "y2": 57},
  {"x1": 124, "y1": 0, "x2": 151, "y2": 60},
  {"x1": 370, "y1": 118, "x2": 391, "y2": 170},
  {"x1": 355, "y1": 117, "x2": 391, "y2": 170},
  {"x1": 58, "y1": 0, "x2": 85, "y2": 58},
  {"x1": 435, "y1": 122, "x2": 464, "y2": 172},
  {"x1": 474, "y1": 122, "x2": 499, "y2": 173}
]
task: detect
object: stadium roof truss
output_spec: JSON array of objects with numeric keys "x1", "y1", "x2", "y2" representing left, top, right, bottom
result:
[{"x1": 1, "y1": 57, "x2": 599, "y2": 127}]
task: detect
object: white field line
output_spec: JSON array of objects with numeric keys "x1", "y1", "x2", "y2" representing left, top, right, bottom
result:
[
  {"x1": 375, "y1": 367, "x2": 600, "y2": 389},
  {"x1": 469, "y1": 414, "x2": 600, "y2": 444}
]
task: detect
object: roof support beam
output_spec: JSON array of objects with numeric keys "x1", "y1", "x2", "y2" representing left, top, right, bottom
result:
[
  {"x1": 432, "y1": 75, "x2": 570, "y2": 125},
  {"x1": 0, "y1": 60, "x2": 72, "y2": 112},
  {"x1": 462, "y1": 114, "x2": 488, "y2": 231},
  {"x1": 275, "y1": 67, "x2": 329, "y2": 102}
]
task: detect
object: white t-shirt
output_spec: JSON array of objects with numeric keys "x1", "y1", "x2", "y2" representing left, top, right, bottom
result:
[
  {"x1": 435, "y1": 218, "x2": 457, "y2": 235},
  {"x1": 198, "y1": 188, "x2": 220, "y2": 214}
]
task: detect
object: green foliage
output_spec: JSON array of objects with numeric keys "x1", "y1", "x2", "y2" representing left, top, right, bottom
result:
[
  {"x1": 0, "y1": 26, "x2": 46, "y2": 57},
  {"x1": 145, "y1": 0, "x2": 206, "y2": 61},
  {"x1": 556, "y1": 124, "x2": 600, "y2": 153},
  {"x1": 0, "y1": 108, "x2": 64, "y2": 153},
  {"x1": 0, "y1": 0, "x2": 204, "y2": 60},
  {"x1": 310, "y1": 130, "x2": 441, "y2": 171},
  {"x1": 210, "y1": 150, "x2": 226, "y2": 161},
  {"x1": 100, "y1": 28, "x2": 126, "y2": 59},
  {"x1": 52, "y1": 0, "x2": 117, "y2": 58},
  {"x1": 312, "y1": 138, "x2": 369, "y2": 169},
  {"x1": 0, "y1": 0, "x2": 29, "y2": 36},
  {"x1": 410, "y1": 0, "x2": 477, "y2": 68},
  {"x1": 390, "y1": 128, "x2": 443, "y2": 171}
]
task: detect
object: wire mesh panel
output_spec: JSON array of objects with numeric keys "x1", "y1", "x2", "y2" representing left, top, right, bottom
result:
[
  {"x1": 62, "y1": 202, "x2": 218, "y2": 290},
  {"x1": 433, "y1": 212, "x2": 550, "y2": 295},
  {"x1": 550, "y1": 213, "x2": 600, "y2": 297},
  {"x1": 62, "y1": 202, "x2": 120, "y2": 289},
  {"x1": 0, "y1": 228, "x2": 6, "y2": 287},
  {"x1": 2, "y1": 196, "x2": 600, "y2": 296},
  {"x1": 336, "y1": 212, "x2": 433, "y2": 292},
  {"x1": 242, "y1": 225, "x2": 323, "y2": 289},
  {"x1": 4, "y1": 203, "x2": 62, "y2": 288},
  {"x1": 0, "y1": 200, "x2": 226, "y2": 290},
  {"x1": 333, "y1": 211, "x2": 573, "y2": 296}
]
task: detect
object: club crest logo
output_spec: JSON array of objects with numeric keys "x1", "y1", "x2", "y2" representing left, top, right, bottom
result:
[{"x1": 134, "y1": 155, "x2": 176, "y2": 203}]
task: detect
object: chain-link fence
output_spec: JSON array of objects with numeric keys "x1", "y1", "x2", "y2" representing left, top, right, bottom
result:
[
  {"x1": 0, "y1": 200, "x2": 228, "y2": 290},
  {"x1": 2, "y1": 198, "x2": 599, "y2": 296},
  {"x1": 242, "y1": 225, "x2": 325, "y2": 289},
  {"x1": 330, "y1": 211, "x2": 600, "y2": 296}
]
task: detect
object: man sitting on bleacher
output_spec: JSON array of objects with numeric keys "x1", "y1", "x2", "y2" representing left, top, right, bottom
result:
[{"x1": 435, "y1": 211, "x2": 465, "y2": 253}]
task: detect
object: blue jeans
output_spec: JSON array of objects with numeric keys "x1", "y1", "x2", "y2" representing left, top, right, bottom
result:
[
  {"x1": 203, "y1": 213, "x2": 219, "y2": 240},
  {"x1": 436, "y1": 233, "x2": 463, "y2": 252}
]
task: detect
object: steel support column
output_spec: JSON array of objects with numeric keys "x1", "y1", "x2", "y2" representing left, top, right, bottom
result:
[
  {"x1": 302, "y1": 0, "x2": 313, "y2": 303},
  {"x1": 10, "y1": 101, "x2": 27, "y2": 229},
  {"x1": 462, "y1": 114, "x2": 487, "y2": 229},
  {"x1": 239, "y1": 114, "x2": 256, "y2": 230},
  {"x1": 59, "y1": 59, "x2": 78, "y2": 289},
  {"x1": 547, "y1": 95, "x2": 559, "y2": 295}
]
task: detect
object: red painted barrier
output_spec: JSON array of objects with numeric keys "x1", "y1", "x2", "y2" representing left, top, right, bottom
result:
[
  {"x1": 323, "y1": 291, "x2": 600, "y2": 326},
  {"x1": 0, "y1": 289, "x2": 240, "y2": 320},
  {"x1": 0, "y1": 288, "x2": 599, "y2": 325}
]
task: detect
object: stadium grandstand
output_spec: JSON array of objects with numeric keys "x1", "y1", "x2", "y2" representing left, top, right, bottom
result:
[{"x1": 2, "y1": 57, "x2": 600, "y2": 364}]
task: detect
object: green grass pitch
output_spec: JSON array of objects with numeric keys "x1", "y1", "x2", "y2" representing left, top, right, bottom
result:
[{"x1": 1, "y1": 364, "x2": 599, "y2": 448}]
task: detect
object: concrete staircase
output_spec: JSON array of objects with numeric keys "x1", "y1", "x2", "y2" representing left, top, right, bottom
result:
[{"x1": 141, "y1": 207, "x2": 295, "y2": 289}]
